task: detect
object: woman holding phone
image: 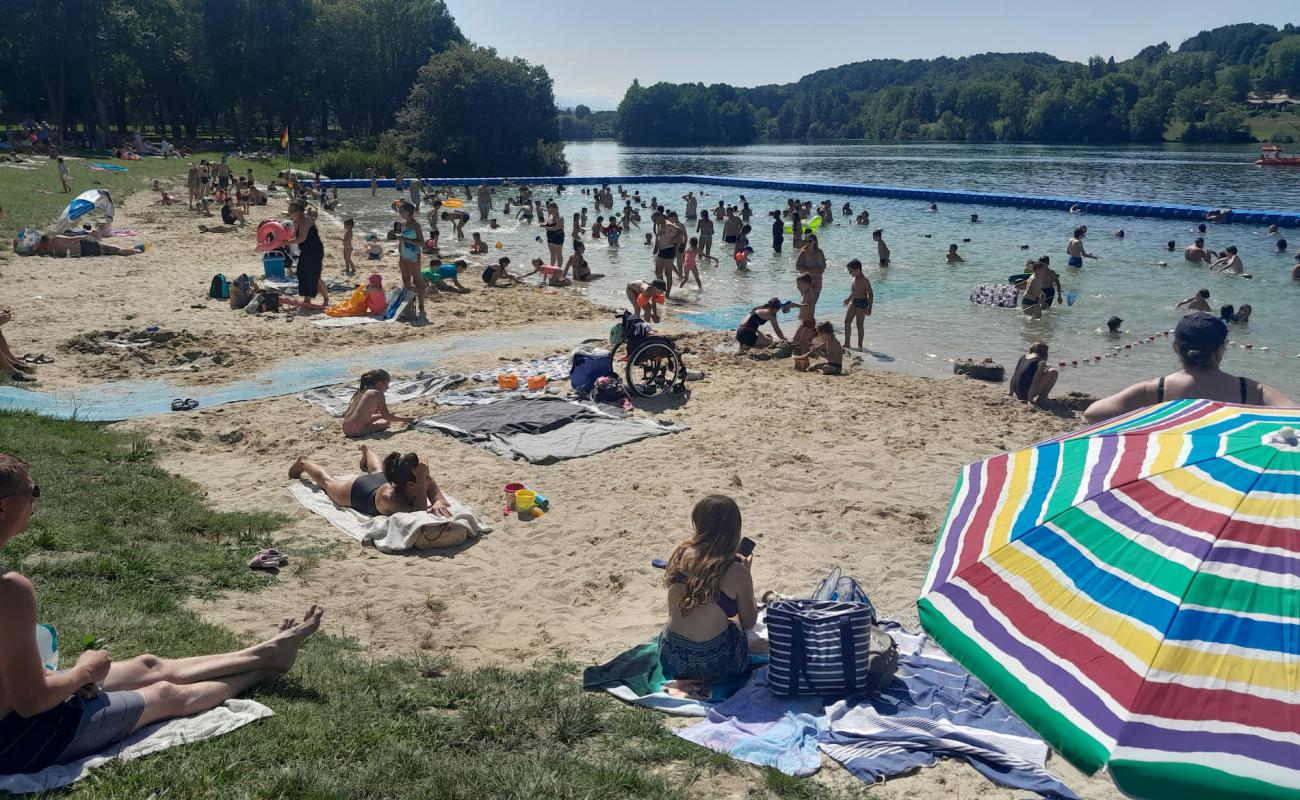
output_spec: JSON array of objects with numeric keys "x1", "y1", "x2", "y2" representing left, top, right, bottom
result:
[{"x1": 659, "y1": 495, "x2": 758, "y2": 685}]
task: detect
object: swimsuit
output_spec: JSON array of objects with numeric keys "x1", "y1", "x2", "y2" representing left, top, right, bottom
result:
[
  {"x1": 546, "y1": 229, "x2": 564, "y2": 245},
  {"x1": 736, "y1": 311, "x2": 769, "y2": 347},
  {"x1": 349, "y1": 472, "x2": 387, "y2": 517},
  {"x1": 400, "y1": 226, "x2": 420, "y2": 261},
  {"x1": 1011, "y1": 355, "x2": 1040, "y2": 401},
  {"x1": 221, "y1": 205, "x2": 237, "y2": 225},
  {"x1": 852, "y1": 298, "x2": 870, "y2": 309},
  {"x1": 656, "y1": 247, "x2": 676, "y2": 260},
  {"x1": 1156, "y1": 375, "x2": 1250, "y2": 403},
  {"x1": 0, "y1": 690, "x2": 144, "y2": 774},
  {"x1": 79, "y1": 238, "x2": 102, "y2": 257},
  {"x1": 297, "y1": 222, "x2": 324, "y2": 298},
  {"x1": 1068, "y1": 256, "x2": 1084, "y2": 268}
]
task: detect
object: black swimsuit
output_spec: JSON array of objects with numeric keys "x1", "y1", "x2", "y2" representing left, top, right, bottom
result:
[
  {"x1": 1156, "y1": 376, "x2": 1251, "y2": 403},
  {"x1": 349, "y1": 472, "x2": 387, "y2": 517},
  {"x1": 736, "y1": 311, "x2": 769, "y2": 346}
]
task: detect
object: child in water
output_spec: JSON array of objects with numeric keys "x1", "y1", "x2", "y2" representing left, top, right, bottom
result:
[
  {"x1": 842, "y1": 259, "x2": 873, "y2": 350},
  {"x1": 946, "y1": 243, "x2": 963, "y2": 264},
  {"x1": 682, "y1": 237, "x2": 702, "y2": 289},
  {"x1": 565, "y1": 240, "x2": 604, "y2": 282},
  {"x1": 873, "y1": 229, "x2": 890, "y2": 266},
  {"x1": 341, "y1": 369, "x2": 416, "y2": 438},
  {"x1": 342, "y1": 219, "x2": 356, "y2": 276},
  {"x1": 469, "y1": 232, "x2": 487, "y2": 254},
  {"x1": 807, "y1": 322, "x2": 844, "y2": 375}
]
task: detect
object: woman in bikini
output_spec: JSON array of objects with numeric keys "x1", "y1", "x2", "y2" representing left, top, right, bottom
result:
[
  {"x1": 543, "y1": 201, "x2": 564, "y2": 268},
  {"x1": 794, "y1": 234, "x2": 827, "y2": 308},
  {"x1": 658, "y1": 495, "x2": 757, "y2": 688},
  {"x1": 1084, "y1": 312, "x2": 1292, "y2": 423},
  {"x1": 340, "y1": 369, "x2": 415, "y2": 438},
  {"x1": 290, "y1": 448, "x2": 453, "y2": 518}
]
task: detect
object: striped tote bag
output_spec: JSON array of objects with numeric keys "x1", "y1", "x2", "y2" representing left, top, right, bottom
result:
[{"x1": 766, "y1": 599, "x2": 897, "y2": 697}]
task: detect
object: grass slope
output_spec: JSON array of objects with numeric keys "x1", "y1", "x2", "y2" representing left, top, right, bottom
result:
[{"x1": 0, "y1": 413, "x2": 845, "y2": 800}]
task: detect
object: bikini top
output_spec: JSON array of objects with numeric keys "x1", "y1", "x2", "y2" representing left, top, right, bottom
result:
[
  {"x1": 670, "y1": 574, "x2": 739, "y2": 617},
  {"x1": 1156, "y1": 375, "x2": 1250, "y2": 404}
]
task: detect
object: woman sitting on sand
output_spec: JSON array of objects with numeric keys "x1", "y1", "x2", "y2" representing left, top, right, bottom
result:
[
  {"x1": 659, "y1": 495, "x2": 758, "y2": 686},
  {"x1": 0, "y1": 310, "x2": 38, "y2": 383},
  {"x1": 290, "y1": 447, "x2": 453, "y2": 518},
  {"x1": 341, "y1": 369, "x2": 416, "y2": 438},
  {"x1": 735, "y1": 298, "x2": 787, "y2": 350},
  {"x1": 0, "y1": 453, "x2": 325, "y2": 775},
  {"x1": 1083, "y1": 312, "x2": 1292, "y2": 423}
]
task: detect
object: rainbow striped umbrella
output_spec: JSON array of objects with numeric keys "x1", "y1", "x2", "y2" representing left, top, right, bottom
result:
[{"x1": 918, "y1": 400, "x2": 1300, "y2": 800}]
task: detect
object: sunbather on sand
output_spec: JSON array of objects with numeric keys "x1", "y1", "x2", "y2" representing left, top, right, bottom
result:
[
  {"x1": 33, "y1": 233, "x2": 136, "y2": 257},
  {"x1": 340, "y1": 369, "x2": 415, "y2": 438},
  {"x1": 0, "y1": 453, "x2": 325, "y2": 776},
  {"x1": 659, "y1": 495, "x2": 758, "y2": 694},
  {"x1": 290, "y1": 447, "x2": 452, "y2": 517}
]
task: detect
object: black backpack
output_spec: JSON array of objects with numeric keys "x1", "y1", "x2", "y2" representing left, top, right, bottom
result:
[{"x1": 209, "y1": 274, "x2": 230, "y2": 299}]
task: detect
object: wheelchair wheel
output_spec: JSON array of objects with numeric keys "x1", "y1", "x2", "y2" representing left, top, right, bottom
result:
[{"x1": 625, "y1": 339, "x2": 683, "y2": 398}]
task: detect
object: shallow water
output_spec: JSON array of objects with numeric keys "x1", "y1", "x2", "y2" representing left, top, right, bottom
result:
[{"x1": 336, "y1": 146, "x2": 1300, "y2": 399}]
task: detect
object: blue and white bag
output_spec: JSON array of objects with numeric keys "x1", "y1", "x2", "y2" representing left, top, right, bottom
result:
[{"x1": 766, "y1": 599, "x2": 897, "y2": 697}]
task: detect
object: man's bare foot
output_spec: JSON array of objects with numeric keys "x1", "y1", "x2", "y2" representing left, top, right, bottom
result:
[
  {"x1": 289, "y1": 456, "x2": 308, "y2": 480},
  {"x1": 262, "y1": 605, "x2": 324, "y2": 673}
]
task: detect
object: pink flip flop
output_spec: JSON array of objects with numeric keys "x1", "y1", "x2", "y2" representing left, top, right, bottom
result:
[{"x1": 248, "y1": 549, "x2": 288, "y2": 570}]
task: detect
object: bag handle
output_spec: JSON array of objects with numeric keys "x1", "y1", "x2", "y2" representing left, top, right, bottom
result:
[{"x1": 840, "y1": 615, "x2": 857, "y2": 696}]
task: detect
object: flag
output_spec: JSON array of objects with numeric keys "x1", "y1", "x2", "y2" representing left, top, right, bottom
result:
[{"x1": 280, "y1": 127, "x2": 289, "y2": 150}]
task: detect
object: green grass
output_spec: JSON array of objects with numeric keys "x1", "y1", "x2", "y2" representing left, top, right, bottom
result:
[
  {"x1": 0, "y1": 412, "x2": 850, "y2": 800},
  {"x1": 0, "y1": 153, "x2": 292, "y2": 242},
  {"x1": 1245, "y1": 110, "x2": 1300, "y2": 143}
]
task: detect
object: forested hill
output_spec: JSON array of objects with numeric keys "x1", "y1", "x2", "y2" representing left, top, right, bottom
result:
[{"x1": 616, "y1": 23, "x2": 1300, "y2": 145}]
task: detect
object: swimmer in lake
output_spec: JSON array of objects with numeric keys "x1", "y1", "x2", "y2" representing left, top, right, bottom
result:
[
  {"x1": 1066, "y1": 227, "x2": 1097, "y2": 268},
  {"x1": 1177, "y1": 288, "x2": 1212, "y2": 312},
  {"x1": 946, "y1": 244, "x2": 963, "y2": 264}
]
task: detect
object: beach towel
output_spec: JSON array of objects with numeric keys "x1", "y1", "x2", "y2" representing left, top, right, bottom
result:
[
  {"x1": 674, "y1": 623, "x2": 1077, "y2": 798},
  {"x1": 583, "y1": 641, "x2": 768, "y2": 717},
  {"x1": 466, "y1": 354, "x2": 572, "y2": 383},
  {"x1": 0, "y1": 700, "x2": 271, "y2": 795},
  {"x1": 415, "y1": 397, "x2": 687, "y2": 464},
  {"x1": 299, "y1": 372, "x2": 466, "y2": 417},
  {"x1": 289, "y1": 479, "x2": 491, "y2": 553},
  {"x1": 311, "y1": 315, "x2": 383, "y2": 327}
]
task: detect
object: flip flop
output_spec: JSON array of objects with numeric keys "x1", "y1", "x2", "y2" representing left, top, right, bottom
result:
[
  {"x1": 33, "y1": 355, "x2": 53, "y2": 364},
  {"x1": 170, "y1": 398, "x2": 185, "y2": 411},
  {"x1": 181, "y1": 399, "x2": 198, "y2": 411},
  {"x1": 248, "y1": 549, "x2": 288, "y2": 570}
]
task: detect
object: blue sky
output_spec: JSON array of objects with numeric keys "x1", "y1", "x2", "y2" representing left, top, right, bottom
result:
[{"x1": 442, "y1": 1, "x2": 1298, "y2": 110}]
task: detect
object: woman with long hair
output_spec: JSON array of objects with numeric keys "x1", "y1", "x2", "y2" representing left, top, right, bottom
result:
[
  {"x1": 1084, "y1": 312, "x2": 1292, "y2": 423},
  {"x1": 287, "y1": 199, "x2": 329, "y2": 306},
  {"x1": 659, "y1": 495, "x2": 757, "y2": 684},
  {"x1": 290, "y1": 448, "x2": 455, "y2": 522},
  {"x1": 794, "y1": 233, "x2": 827, "y2": 308},
  {"x1": 396, "y1": 201, "x2": 427, "y2": 320},
  {"x1": 543, "y1": 200, "x2": 564, "y2": 268}
]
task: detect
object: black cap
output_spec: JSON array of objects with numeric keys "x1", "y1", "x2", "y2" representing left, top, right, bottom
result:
[{"x1": 1174, "y1": 312, "x2": 1227, "y2": 353}]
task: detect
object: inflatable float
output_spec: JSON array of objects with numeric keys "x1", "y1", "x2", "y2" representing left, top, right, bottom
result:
[
  {"x1": 256, "y1": 220, "x2": 294, "y2": 252},
  {"x1": 970, "y1": 283, "x2": 1022, "y2": 308},
  {"x1": 783, "y1": 215, "x2": 824, "y2": 235}
]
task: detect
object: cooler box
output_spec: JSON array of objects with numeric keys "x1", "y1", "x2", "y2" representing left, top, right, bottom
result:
[{"x1": 262, "y1": 253, "x2": 286, "y2": 278}]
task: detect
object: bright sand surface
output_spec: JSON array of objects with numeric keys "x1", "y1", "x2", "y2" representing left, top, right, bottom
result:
[{"x1": 2, "y1": 185, "x2": 1121, "y2": 798}]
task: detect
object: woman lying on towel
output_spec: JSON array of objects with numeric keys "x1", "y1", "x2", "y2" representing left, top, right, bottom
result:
[
  {"x1": 290, "y1": 446, "x2": 451, "y2": 517},
  {"x1": 659, "y1": 495, "x2": 759, "y2": 688},
  {"x1": 0, "y1": 453, "x2": 325, "y2": 775}
]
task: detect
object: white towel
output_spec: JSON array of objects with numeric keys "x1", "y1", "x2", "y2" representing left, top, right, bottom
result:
[
  {"x1": 311, "y1": 315, "x2": 382, "y2": 327},
  {"x1": 0, "y1": 700, "x2": 272, "y2": 795},
  {"x1": 299, "y1": 372, "x2": 466, "y2": 417},
  {"x1": 289, "y1": 479, "x2": 492, "y2": 553}
]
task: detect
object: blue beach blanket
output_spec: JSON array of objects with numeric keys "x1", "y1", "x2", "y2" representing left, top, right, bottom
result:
[
  {"x1": 675, "y1": 623, "x2": 1079, "y2": 799},
  {"x1": 582, "y1": 639, "x2": 768, "y2": 717}
]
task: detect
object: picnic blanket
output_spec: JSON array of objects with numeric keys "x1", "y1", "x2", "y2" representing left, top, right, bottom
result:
[
  {"x1": 300, "y1": 372, "x2": 466, "y2": 417},
  {"x1": 416, "y1": 397, "x2": 686, "y2": 464},
  {"x1": 583, "y1": 640, "x2": 769, "y2": 717},
  {"x1": 289, "y1": 479, "x2": 491, "y2": 553},
  {"x1": 675, "y1": 622, "x2": 1078, "y2": 798},
  {"x1": 0, "y1": 700, "x2": 271, "y2": 795}
]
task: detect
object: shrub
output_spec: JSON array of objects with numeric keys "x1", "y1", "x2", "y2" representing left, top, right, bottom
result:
[{"x1": 313, "y1": 148, "x2": 403, "y2": 179}]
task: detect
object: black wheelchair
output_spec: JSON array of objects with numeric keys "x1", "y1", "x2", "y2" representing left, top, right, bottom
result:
[{"x1": 608, "y1": 312, "x2": 686, "y2": 399}]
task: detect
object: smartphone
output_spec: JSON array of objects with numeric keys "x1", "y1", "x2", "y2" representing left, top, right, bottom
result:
[{"x1": 738, "y1": 537, "x2": 756, "y2": 557}]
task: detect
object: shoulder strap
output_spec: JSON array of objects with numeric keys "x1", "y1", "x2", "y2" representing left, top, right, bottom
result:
[
  {"x1": 789, "y1": 614, "x2": 805, "y2": 693},
  {"x1": 1156, "y1": 376, "x2": 1165, "y2": 403},
  {"x1": 1240, "y1": 376, "x2": 1248, "y2": 404},
  {"x1": 840, "y1": 616, "x2": 857, "y2": 696}
]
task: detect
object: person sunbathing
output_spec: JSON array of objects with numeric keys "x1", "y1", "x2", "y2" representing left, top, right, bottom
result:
[
  {"x1": 0, "y1": 454, "x2": 324, "y2": 775},
  {"x1": 34, "y1": 233, "x2": 136, "y2": 257},
  {"x1": 1083, "y1": 312, "x2": 1292, "y2": 422},
  {"x1": 340, "y1": 369, "x2": 415, "y2": 438},
  {"x1": 0, "y1": 310, "x2": 38, "y2": 383},
  {"x1": 659, "y1": 495, "x2": 758, "y2": 689},
  {"x1": 290, "y1": 447, "x2": 451, "y2": 517}
]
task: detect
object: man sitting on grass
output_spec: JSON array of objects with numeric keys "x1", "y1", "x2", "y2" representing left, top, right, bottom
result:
[{"x1": 0, "y1": 454, "x2": 324, "y2": 775}]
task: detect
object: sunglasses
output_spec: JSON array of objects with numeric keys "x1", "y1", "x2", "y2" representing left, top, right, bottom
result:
[{"x1": 0, "y1": 484, "x2": 39, "y2": 501}]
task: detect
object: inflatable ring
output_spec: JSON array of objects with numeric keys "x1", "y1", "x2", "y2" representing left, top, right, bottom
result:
[
  {"x1": 255, "y1": 219, "x2": 294, "y2": 252},
  {"x1": 442, "y1": 198, "x2": 464, "y2": 208}
]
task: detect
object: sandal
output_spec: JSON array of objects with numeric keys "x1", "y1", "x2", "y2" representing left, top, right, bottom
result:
[{"x1": 248, "y1": 548, "x2": 288, "y2": 570}]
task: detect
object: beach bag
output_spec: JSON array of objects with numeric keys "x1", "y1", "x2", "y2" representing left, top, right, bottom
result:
[
  {"x1": 570, "y1": 351, "x2": 615, "y2": 396},
  {"x1": 209, "y1": 273, "x2": 230, "y2": 299},
  {"x1": 766, "y1": 599, "x2": 898, "y2": 698},
  {"x1": 812, "y1": 566, "x2": 877, "y2": 622}
]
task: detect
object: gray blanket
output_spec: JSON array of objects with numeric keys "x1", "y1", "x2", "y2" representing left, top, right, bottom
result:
[{"x1": 416, "y1": 397, "x2": 686, "y2": 463}]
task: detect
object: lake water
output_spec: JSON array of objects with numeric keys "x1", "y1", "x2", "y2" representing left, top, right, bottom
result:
[{"x1": 334, "y1": 141, "x2": 1300, "y2": 397}]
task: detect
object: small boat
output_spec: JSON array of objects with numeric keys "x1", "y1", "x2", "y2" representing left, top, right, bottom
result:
[{"x1": 1254, "y1": 145, "x2": 1300, "y2": 166}]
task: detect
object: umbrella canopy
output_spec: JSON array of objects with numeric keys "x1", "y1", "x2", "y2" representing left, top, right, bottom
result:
[
  {"x1": 918, "y1": 399, "x2": 1300, "y2": 800},
  {"x1": 55, "y1": 189, "x2": 114, "y2": 233}
]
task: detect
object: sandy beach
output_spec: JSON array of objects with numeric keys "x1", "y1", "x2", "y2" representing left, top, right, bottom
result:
[{"x1": 5, "y1": 186, "x2": 1120, "y2": 798}]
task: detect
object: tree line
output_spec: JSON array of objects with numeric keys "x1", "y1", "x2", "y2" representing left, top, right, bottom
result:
[
  {"x1": 616, "y1": 23, "x2": 1300, "y2": 145},
  {"x1": 0, "y1": 0, "x2": 566, "y2": 175}
]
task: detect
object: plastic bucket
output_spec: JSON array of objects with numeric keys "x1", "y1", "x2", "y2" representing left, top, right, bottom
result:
[
  {"x1": 504, "y1": 482, "x2": 526, "y2": 509},
  {"x1": 514, "y1": 489, "x2": 537, "y2": 513},
  {"x1": 497, "y1": 373, "x2": 519, "y2": 390},
  {"x1": 527, "y1": 374, "x2": 548, "y2": 391},
  {"x1": 793, "y1": 356, "x2": 810, "y2": 372}
]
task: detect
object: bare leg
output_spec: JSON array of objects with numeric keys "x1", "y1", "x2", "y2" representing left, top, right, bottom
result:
[
  {"x1": 856, "y1": 311, "x2": 865, "y2": 349},
  {"x1": 290, "y1": 458, "x2": 354, "y2": 508},
  {"x1": 105, "y1": 607, "x2": 323, "y2": 691},
  {"x1": 842, "y1": 309, "x2": 853, "y2": 348},
  {"x1": 360, "y1": 443, "x2": 384, "y2": 474},
  {"x1": 1030, "y1": 368, "x2": 1059, "y2": 405},
  {"x1": 131, "y1": 670, "x2": 277, "y2": 731}
]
